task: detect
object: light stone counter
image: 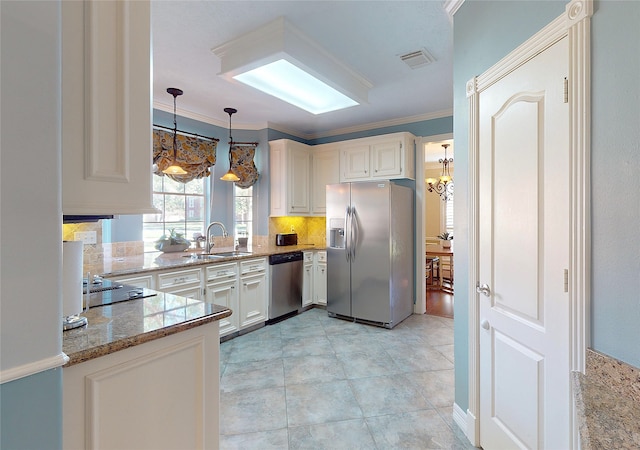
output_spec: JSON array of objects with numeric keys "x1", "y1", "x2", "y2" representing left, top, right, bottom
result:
[
  {"x1": 573, "y1": 349, "x2": 640, "y2": 449},
  {"x1": 62, "y1": 291, "x2": 231, "y2": 366},
  {"x1": 85, "y1": 244, "x2": 321, "y2": 279}
]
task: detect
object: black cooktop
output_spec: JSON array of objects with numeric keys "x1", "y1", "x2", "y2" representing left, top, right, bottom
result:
[{"x1": 84, "y1": 278, "x2": 157, "y2": 308}]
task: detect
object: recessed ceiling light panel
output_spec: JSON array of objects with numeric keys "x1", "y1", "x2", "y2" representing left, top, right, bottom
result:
[
  {"x1": 234, "y1": 59, "x2": 358, "y2": 114},
  {"x1": 212, "y1": 17, "x2": 372, "y2": 114}
]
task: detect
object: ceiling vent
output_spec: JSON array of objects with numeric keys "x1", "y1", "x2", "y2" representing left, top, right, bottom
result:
[{"x1": 400, "y1": 48, "x2": 435, "y2": 69}]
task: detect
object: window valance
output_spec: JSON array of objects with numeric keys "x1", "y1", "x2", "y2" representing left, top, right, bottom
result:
[
  {"x1": 231, "y1": 144, "x2": 259, "y2": 188},
  {"x1": 153, "y1": 128, "x2": 218, "y2": 183}
]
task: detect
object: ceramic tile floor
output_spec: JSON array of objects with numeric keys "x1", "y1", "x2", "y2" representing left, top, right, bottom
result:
[{"x1": 219, "y1": 308, "x2": 477, "y2": 449}]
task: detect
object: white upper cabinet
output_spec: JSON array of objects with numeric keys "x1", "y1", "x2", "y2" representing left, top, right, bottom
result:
[
  {"x1": 62, "y1": 0, "x2": 156, "y2": 215},
  {"x1": 270, "y1": 132, "x2": 414, "y2": 216},
  {"x1": 341, "y1": 144, "x2": 370, "y2": 180},
  {"x1": 270, "y1": 139, "x2": 312, "y2": 216},
  {"x1": 340, "y1": 132, "x2": 415, "y2": 182},
  {"x1": 311, "y1": 146, "x2": 340, "y2": 215}
]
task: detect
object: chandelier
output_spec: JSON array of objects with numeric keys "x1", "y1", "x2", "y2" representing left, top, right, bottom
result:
[{"x1": 426, "y1": 144, "x2": 453, "y2": 202}]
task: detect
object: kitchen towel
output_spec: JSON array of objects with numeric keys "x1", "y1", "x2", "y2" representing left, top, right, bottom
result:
[{"x1": 62, "y1": 240, "x2": 83, "y2": 317}]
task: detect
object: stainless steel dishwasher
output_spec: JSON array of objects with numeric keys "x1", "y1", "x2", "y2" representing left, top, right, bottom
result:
[{"x1": 268, "y1": 251, "x2": 303, "y2": 323}]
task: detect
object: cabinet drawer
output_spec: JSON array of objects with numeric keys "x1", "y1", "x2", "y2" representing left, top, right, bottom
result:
[
  {"x1": 303, "y1": 251, "x2": 314, "y2": 263},
  {"x1": 108, "y1": 274, "x2": 154, "y2": 289},
  {"x1": 157, "y1": 268, "x2": 202, "y2": 289},
  {"x1": 316, "y1": 251, "x2": 327, "y2": 263},
  {"x1": 206, "y1": 262, "x2": 238, "y2": 281},
  {"x1": 240, "y1": 258, "x2": 266, "y2": 275}
]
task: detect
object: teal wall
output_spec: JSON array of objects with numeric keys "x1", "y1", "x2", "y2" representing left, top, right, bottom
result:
[
  {"x1": 0, "y1": 370, "x2": 64, "y2": 450},
  {"x1": 110, "y1": 111, "x2": 453, "y2": 243},
  {"x1": 590, "y1": 0, "x2": 640, "y2": 365},
  {"x1": 453, "y1": 0, "x2": 640, "y2": 413}
]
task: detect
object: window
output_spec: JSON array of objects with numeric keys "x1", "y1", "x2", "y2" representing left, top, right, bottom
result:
[
  {"x1": 143, "y1": 175, "x2": 207, "y2": 252},
  {"x1": 234, "y1": 185, "x2": 253, "y2": 238},
  {"x1": 442, "y1": 196, "x2": 454, "y2": 236}
]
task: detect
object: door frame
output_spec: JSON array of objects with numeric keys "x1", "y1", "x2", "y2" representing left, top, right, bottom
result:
[
  {"x1": 415, "y1": 132, "x2": 453, "y2": 315},
  {"x1": 465, "y1": 0, "x2": 592, "y2": 447}
]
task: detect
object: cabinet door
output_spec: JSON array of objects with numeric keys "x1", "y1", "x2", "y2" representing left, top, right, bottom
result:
[
  {"x1": 63, "y1": 323, "x2": 218, "y2": 449},
  {"x1": 206, "y1": 279, "x2": 239, "y2": 336},
  {"x1": 342, "y1": 145, "x2": 370, "y2": 180},
  {"x1": 314, "y1": 263, "x2": 327, "y2": 305},
  {"x1": 61, "y1": 0, "x2": 155, "y2": 215},
  {"x1": 302, "y1": 263, "x2": 314, "y2": 307},
  {"x1": 311, "y1": 150, "x2": 340, "y2": 214},
  {"x1": 239, "y1": 272, "x2": 267, "y2": 329},
  {"x1": 288, "y1": 146, "x2": 311, "y2": 213},
  {"x1": 372, "y1": 141, "x2": 402, "y2": 178}
]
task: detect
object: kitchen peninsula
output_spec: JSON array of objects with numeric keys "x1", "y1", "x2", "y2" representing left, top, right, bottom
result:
[
  {"x1": 62, "y1": 291, "x2": 231, "y2": 449},
  {"x1": 86, "y1": 243, "x2": 325, "y2": 340}
]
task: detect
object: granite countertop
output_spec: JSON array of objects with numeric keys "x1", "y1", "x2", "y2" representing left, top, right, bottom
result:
[
  {"x1": 87, "y1": 244, "x2": 323, "y2": 279},
  {"x1": 62, "y1": 291, "x2": 231, "y2": 367},
  {"x1": 573, "y1": 349, "x2": 640, "y2": 449},
  {"x1": 573, "y1": 372, "x2": 640, "y2": 449}
]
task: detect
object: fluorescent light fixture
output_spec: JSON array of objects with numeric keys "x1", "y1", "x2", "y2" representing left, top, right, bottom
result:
[
  {"x1": 212, "y1": 17, "x2": 372, "y2": 115},
  {"x1": 234, "y1": 59, "x2": 358, "y2": 114}
]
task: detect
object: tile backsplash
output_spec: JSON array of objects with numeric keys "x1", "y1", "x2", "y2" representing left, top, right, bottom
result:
[
  {"x1": 63, "y1": 216, "x2": 327, "y2": 266},
  {"x1": 269, "y1": 217, "x2": 326, "y2": 246},
  {"x1": 63, "y1": 222, "x2": 143, "y2": 265}
]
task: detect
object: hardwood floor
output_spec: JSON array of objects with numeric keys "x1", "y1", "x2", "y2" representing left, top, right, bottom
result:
[{"x1": 426, "y1": 288, "x2": 454, "y2": 319}]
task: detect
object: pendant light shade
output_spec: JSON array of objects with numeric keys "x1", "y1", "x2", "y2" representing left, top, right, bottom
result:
[
  {"x1": 162, "y1": 88, "x2": 188, "y2": 175},
  {"x1": 220, "y1": 107, "x2": 240, "y2": 182}
]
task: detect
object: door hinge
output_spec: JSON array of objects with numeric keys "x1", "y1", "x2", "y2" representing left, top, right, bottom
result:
[
  {"x1": 564, "y1": 269, "x2": 569, "y2": 293},
  {"x1": 563, "y1": 77, "x2": 569, "y2": 103}
]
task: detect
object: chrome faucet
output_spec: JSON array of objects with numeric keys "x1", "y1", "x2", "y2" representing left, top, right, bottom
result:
[{"x1": 205, "y1": 221, "x2": 228, "y2": 253}]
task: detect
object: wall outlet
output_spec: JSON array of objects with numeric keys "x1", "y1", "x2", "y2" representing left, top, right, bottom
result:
[{"x1": 74, "y1": 231, "x2": 97, "y2": 245}]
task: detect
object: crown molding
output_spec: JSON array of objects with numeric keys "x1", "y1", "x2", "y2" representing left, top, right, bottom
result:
[
  {"x1": 154, "y1": 100, "x2": 452, "y2": 141},
  {"x1": 301, "y1": 109, "x2": 454, "y2": 141},
  {"x1": 153, "y1": 101, "x2": 268, "y2": 131},
  {"x1": 443, "y1": 0, "x2": 465, "y2": 20}
]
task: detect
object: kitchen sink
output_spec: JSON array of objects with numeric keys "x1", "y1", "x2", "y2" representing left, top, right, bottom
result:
[
  {"x1": 183, "y1": 251, "x2": 252, "y2": 259},
  {"x1": 211, "y1": 251, "x2": 253, "y2": 257}
]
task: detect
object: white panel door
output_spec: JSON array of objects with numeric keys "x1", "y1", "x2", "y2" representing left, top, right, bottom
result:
[{"x1": 479, "y1": 37, "x2": 570, "y2": 449}]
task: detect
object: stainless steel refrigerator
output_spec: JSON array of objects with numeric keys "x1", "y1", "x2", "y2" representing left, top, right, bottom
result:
[{"x1": 326, "y1": 181, "x2": 414, "y2": 328}]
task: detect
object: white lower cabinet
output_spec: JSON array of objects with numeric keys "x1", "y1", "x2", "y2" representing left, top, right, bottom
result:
[
  {"x1": 314, "y1": 251, "x2": 327, "y2": 305},
  {"x1": 302, "y1": 251, "x2": 314, "y2": 307},
  {"x1": 107, "y1": 273, "x2": 155, "y2": 289},
  {"x1": 205, "y1": 262, "x2": 239, "y2": 337},
  {"x1": 156, "y1": 267, "x2": 203, "y2": 300},
  {"x1": 63, "y1": 321, "x2": 219, "y2": 450},
  {"x1": 239, "y1": 258, "x2": 268, "y2": 329}
]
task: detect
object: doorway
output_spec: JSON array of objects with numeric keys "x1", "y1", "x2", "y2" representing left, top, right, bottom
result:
[
  {"x1": 415, "y1": 133, "x2": 453, "y2": 317},
  {"x1": 465, "y1": 2, "x2": 591, "y2": 447}
]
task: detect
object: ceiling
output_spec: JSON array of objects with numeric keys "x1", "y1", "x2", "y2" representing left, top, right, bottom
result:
[{"x1": 152, "y1": 1, "x2": 454, "y2": 141}]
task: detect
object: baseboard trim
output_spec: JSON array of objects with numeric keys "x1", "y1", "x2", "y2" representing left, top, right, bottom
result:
[
  {"x1": 452, "y1": 402, "x2": 468, "y2": 436},
  {"x1": 0, "y1": 352, "x2": 69, "y2": 384}
]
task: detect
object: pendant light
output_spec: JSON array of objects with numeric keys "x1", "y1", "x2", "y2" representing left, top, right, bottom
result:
[
  {"x1": 162, "y1": 88, "x2": 188, "y2": 175},
  {"x1": 220, "y1": 107, "x2": 240, "y2": 182}
]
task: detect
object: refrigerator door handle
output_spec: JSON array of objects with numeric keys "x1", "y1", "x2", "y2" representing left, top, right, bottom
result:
[
  {"x1": 345, "y1": 206, "x2": 351, "y2": 262},
  {"x1": 351, "y1": 206, "x2": 358, "y2": 261}
]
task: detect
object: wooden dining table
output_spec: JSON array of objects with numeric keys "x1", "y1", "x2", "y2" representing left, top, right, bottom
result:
[{"x1": 426, "y1": 243, "x2": 454, "y2": 290}]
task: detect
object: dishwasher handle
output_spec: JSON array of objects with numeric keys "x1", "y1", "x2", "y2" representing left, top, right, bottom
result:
[{"x1": 269, "y1": 252, "x2": 303, "y2": 265}]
